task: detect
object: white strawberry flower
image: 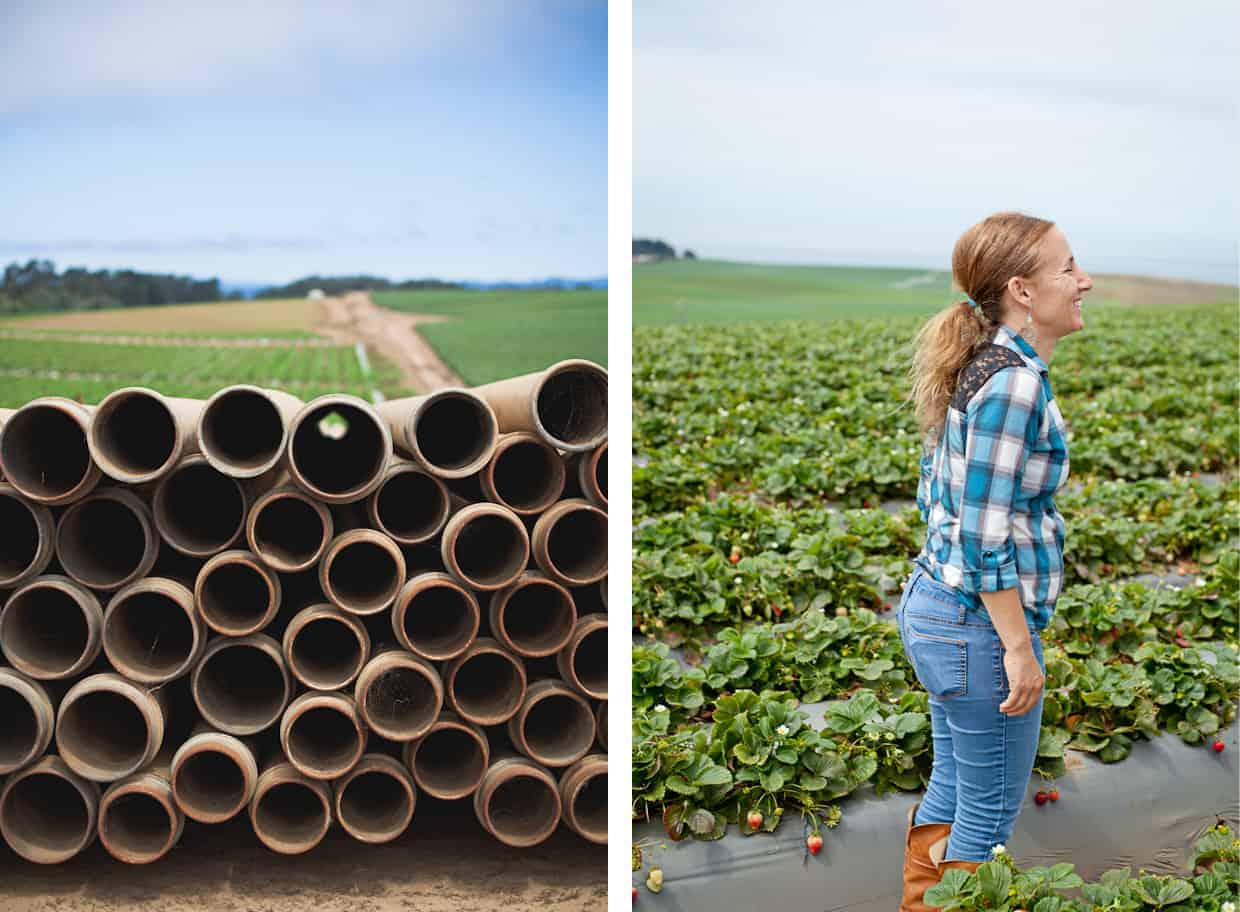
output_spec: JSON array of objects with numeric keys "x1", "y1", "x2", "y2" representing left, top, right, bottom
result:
[
  {"x1": 1221, "y1": 901, "x2": 1235, "y2": 912},
  {"x1": 653, "y1": 704, "x2": 667, "y2": 713},
  {"x1": 733, "y1": 577, "x2": 742, "y2": 586},
  {"x1": 991, "y1": 843, "x2": 1007, "y2": 856},
  {"x1": 775, "y1": 724, "x2": 790, "y2": 738}
]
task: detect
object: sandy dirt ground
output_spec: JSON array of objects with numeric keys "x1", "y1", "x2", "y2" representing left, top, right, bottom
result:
[
  {"x1": 0, "y1": 298, "x2": 321, "y2": 336},
  {"x1": 1091, "y1": 273, "x2": 1236, "y2": 306},
  {"x1": 316, "y1": 292, "x2": 463, "y2": 394},
  {"x1": 0, "y1": 799, "x2": 606, "y2": 912}
]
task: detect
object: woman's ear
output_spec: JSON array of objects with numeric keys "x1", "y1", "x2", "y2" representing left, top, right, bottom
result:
[{"x1": 1006, "y1": 275, "x2": 1030, "y2": 302}]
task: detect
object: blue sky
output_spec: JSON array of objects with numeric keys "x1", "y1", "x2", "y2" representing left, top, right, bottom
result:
[
  {"x1": 1, "y1": 1, "x2": 606, "y2": 284},
  {"x1": 635, "y1": 1, "x2": 1238, "y2": 284}
]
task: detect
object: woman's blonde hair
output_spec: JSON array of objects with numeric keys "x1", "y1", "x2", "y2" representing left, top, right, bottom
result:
[{"x1": 906, "y1": 211, "x2": 1055, "y2": 452}]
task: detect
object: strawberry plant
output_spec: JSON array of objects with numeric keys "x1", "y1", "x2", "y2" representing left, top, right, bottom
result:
[
  {"x1": 820, "y1": 688, "x2": 933, "y2": 794},
  {"x1": 632, "y1": 642, "x2": 706, "y2": 721}
]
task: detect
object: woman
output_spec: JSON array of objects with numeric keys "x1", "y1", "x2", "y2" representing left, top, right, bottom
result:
[{"x1": 896, "y1": 211, "x2": 1092, "y2": 911}]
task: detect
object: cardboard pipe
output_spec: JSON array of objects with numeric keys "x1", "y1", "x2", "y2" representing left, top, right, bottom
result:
[
  {"x1": 56, "y1": 486, "x2": 158, "y2": 592},
  {"x1": 441, "y1": 637, "x2": 527, "y2": 726},
  {"x1": 151, "y1": 454, "x2": 248, "y2": 557},
  {"x1": 556, "y1": 614, "x2": 608, "y2": 700},
  {"x1": 391, "y1": 572, "x2": 480, "y2": 662},
  {"x1": 0, "y1": 484, "x2": 55, "y2": 588},
  {"x1": 192, "y1": 633, "x2": 291, "y2": 736},
  {"x1": 0, "y1": 398, "x2": 100, "y2": 505},
  {"x1": 282, "y1": 603, "x2": 370, "y2": 691},
  {"x1": 245, "y1": 484, "x2": 333, "y2": 573},
  {"x1": 472, "y1": 359, "x2": 607, "y2": 452},
  {"x1": 249, "y1": 757, "x2": 332, "y2": 855},
  {"x1": 440, "y1": 502, "x2": 529, "y2": 591},
  {"x1": 286, "y1": 394, "x2": 391, "y2": 504},
  {"x1": 0, "y1": 755, "x2": 100, "y2": 863},
  {"x1": 0, "y1": 575, "x2": 103, "y2": 680},
  {"x1": 103, "y1": 577, "x2": 204, "y2": 685},
  {"x1": 88, "y1": 387, "x2": 202, "y2": 484},
  {"x1": 279, "y1": 691, "x2": 367, "y2": 781},
  {"x1": 375, "y1": 389, "x2": 498, "y2": 479},
  {"x1": 0, "y1": 667, "x2": 56, "y2": 774},
  {"x1": 170, "y1": 727, "x2": 258, "y2": 824},
  {"x1": 366, "y1": 458, "x2": 452, "y2": 544},
  {"x1": 332, "y1": 753, "x2": 416, "y2": 844},
  {"x1": 97, "y1": 762, "x2": 183, "y2": 864},
  {"x1": 530, "y1": 498, "x2": 608, "y2": 587},
  {"x1": 402, "y1": 711, "x2": 489, "y2": 800},
  {"x1": 480, "y1": 432, "x2": 566, "y2": 515},
  {"x1": 198, "y1": 385, "x2": 303, "y2": 479},
  {"x1": 488, "y1": 572, "x2": 577, "y2": 658},
  {"x1": 194, "y1": 549, "x2": 282, "y2": 636},
  {"x1": 56, "y1": 673, "x2": 167, "y2": 783},
  {"x1": 557, "y1": 753, "x2": 607, "y2": 844},
  {"x1": 353, "y1": 647, "x2": 443, "y2": 742},
  {"x1": 506, "y1": 679, "x2": 596, "y2": 769},
  {"x1": 318, "y1": 528, "x2": 406, "y2": 616},
  {"x1": 473, "y1": 751, "x2": 562, "y2": 848}
]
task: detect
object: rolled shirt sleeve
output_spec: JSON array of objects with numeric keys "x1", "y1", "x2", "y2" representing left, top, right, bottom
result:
[{"x1": 959, "y1": 367, "x2": 1042, "y2": 593}]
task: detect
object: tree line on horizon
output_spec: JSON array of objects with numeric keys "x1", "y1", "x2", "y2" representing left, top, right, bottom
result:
[{"x1": 633, "y1": 238, "x2": 696, "y2": 260}]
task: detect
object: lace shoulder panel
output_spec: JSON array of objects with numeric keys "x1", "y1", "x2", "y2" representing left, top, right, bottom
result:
[{"x1": 951, "y1": 344, "x2": 1029, "y2": 412}]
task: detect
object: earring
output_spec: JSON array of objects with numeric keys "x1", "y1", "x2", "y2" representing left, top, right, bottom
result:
[{"x1": 1020, "y1": 307, "x2": 1038, "y2": 346}]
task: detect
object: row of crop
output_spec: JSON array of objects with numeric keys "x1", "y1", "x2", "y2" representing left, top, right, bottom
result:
[{"x1": 633, "y1": 476, "x2": 1238, "y2": 637}]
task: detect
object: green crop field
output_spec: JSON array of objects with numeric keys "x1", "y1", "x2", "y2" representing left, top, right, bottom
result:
[{"x1": 374, "y1": 288, "x2": 607, "y2": 385}]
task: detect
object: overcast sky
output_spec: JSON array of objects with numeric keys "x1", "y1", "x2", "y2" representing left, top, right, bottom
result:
[
  {"x1": 635, "y1": 1, "x2": 1238, "y2": 283},
  {"x1": 1, "y1": 1, "x2": 606, "y2": 284}
]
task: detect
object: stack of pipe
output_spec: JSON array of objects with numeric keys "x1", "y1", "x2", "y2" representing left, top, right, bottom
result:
[{"x1": 0, "y1": 359, "x2": 608, "y2": 863}]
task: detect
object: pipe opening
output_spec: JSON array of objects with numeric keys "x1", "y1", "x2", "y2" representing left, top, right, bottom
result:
[
  {"x1": 401, "y1": 584, "x2": 475, "y2": 657},
  {"x1": 0, "y1": 405, "x2": 91, "y2": 500},
  {"x1": 2, "y1": 772, "x2": 90, "y2": 855},
  {"x1": 452, "y1": 653, "x2": 522, "y2": 720},
  {"x1": 415, "y1": 396, "x2": 492, "y2": 472},
  {"x1": 196, "y1": 644, "x2": 287, "y2": 731},
  {"x1": 59, "y1": 690, "x2": 149, "y2": 777},
  {"x1": 287, "y1": 706, "x2": 361, "y2": 774},
  {"x1": 2, "y1": 586, "x2": 90, "y2": 676},
  {"x1": 0, "y1": 495, "x2": 39, "y2": 581},
  {"x1": 255, "y1": 781, "x2": 326, "y2": 845},
  {"x1": 156, "y1": 463, "x2": 245, "y2": 553},
  {"x1": 94, "y1": 394, "x2": 177, "y2": 477},
  {"x1": 452, "y1": 514, "x2": 525, "y2": 587},
  {"x1": 501, "y1": 582, "x2": 574, "y2": 654},
  {"x1": 327, "y1": 540, "x2": 400, "y2": 611},
  {"x1": 573, "y1": 626, "x2": 608, "y2": 696},
  {"x1": 573, "y1": 770, "x2": 607, "y2": 838},
  {"x1": 59, "y1": 497, "x2": 149, "y2": 588},
  {"x1": 536, "y1": 369, "x2": 607, "y2": 447},
  {"x1": 175, "y1": 750, "x2": 246, "y2": 818},
  {"x1": 492, "y1": 440, "x2": 560, "y2": 510},
  {"x1": 291, "y1": 402, "x2": 385, "y2": 496},
  {"x1": 253, "y1": 495, "x2": 326, "y2": 568},
  {"x1": 362, "y1": 667, "x2": 438, "y2": 736},
  {"x1": 106, "y1": 590, "x2": 196, "y2": 679},
  {"x1": 594, "y1": 448, "x2": 607, "y2": 499},
  {"x1": 201, "y1": 390, "x2": 284, "y2": 471},
  {"x1": 200, "y1": 562, "x2": 272, "y2": 632},
  {"x1": 0, "y1": 686, "x2": 38, "y2": 769},
  {"x1": 101, "y1": 792, "x2": 173, "y2": 858},
  {"x1": 291, "y1": 617, "x2": 363, "y2": 688},
  {"x1": 339, "y1": 770, "x2": 411, "y2": 836},
  {"x1": 375, "y1": 471, "x2": 447, "y2": 541},
  {"x1": 546, "y1": 510, "x2": 606, "y2": 581},
  {"x1": 522, "y1": 695, "x2": 593, "y2": 763},
  {"x1": 487, "y1": 776, "x2": 557, "y2": 842},
  {"x1": 414, "y1": 728, "x2": 485, "y2": 795}
]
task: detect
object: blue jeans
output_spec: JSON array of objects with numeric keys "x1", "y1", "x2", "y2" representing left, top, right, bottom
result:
[{"x1": 896, "y1": 563, "x2": 1046, "y2": 863}]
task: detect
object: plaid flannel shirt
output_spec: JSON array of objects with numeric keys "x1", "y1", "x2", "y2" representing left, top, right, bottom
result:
[{"x1": 914, "y1": 323, "x2": 1070, "y2": 630}]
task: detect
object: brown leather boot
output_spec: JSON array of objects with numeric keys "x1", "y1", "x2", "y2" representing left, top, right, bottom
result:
[{"x1": 900, "y1": 802, "x2": 952, "y2": 912}]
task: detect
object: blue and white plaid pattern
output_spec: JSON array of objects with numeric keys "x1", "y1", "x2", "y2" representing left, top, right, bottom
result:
[{"x1": 915, "y1": 324, "x2": 1070, "y2": 630}]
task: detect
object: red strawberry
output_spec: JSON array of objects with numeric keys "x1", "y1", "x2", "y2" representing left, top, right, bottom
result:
[
  {"x1": 807, "y1": 834, "x2": 823, "y2": 855},
  {"x1": 1213, "y1": 740, "x2": 1225, "y2": 753},
  {"x1": 632, "y1": 885, "x2": 637, "y2": 901},
  {"x1": 729, "y1": 550, "x2": 741, "y2": 564},
  {"x1": 747, "y1": 810, "x2": 763, "y2": 829},
  {"x1": 1176, "y1": 636, "x2": 1191, "y2": 647},
  {"x1": 1034, "y1": 790, "x2": 1048, "y2": 806},
  {"x1": 1048, "y1": 788, "x2": 1060, "y2": 802},
  {"x1": 771, "y1": 604, "x2": 782, "y2": 617},
  {"x1": 863, "y1": 500, "x2": 871, "y2": 508}
]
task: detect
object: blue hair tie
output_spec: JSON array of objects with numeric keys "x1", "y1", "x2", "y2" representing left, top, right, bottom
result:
[{"x1": 966, "y1": 297, "x2": 980, "y2": 310}]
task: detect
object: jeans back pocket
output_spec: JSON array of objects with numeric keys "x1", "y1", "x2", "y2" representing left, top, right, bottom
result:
[{"x1": 904, "y1": 617, "x2": 967, "y2": 699}]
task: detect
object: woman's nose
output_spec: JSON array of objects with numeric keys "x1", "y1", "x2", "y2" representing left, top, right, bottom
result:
[{"x1": 1079, "y1": 270, "x2": 1093, "y2": 291}]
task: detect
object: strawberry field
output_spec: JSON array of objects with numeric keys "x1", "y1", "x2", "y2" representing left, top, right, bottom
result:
[{"x1": 631, "y1": 299, "x2": 1239, "y2": 907}]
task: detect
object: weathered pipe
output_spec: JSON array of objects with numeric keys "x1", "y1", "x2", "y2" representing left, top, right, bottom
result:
[
  {"x1": 170, "y1": 726, "x2": 258, "y2": 824},
  {"x1": 573, "y1": 442, "x2": 607, "y2": 509},
  {"x1": 279, "y1": 691, "x2": 367, "y2": 781},
  {"x1": 56, "y1": 673, "x2": 167, "y2": 782},
  {"x1": 441, "y1": 637, "x2": 527, "y2": 726},
  {"x1": 530, "y1": 498, "x2": 608, "y2": 587},
  {"x1": 103, "y1": 577, "x2": 204, "y2": 685},
  {"x1": 198, "y1": 385, "x2": 303, "y2": 479},
  {"x1": 0, "y1": 755, "x2": 100, "y2": 863},
  {"x1": 88, "y1": 387, "x2": 202, "y2": 484},
  {"x1": 97, "y1": 762, "x2": 184, "y2": 864},
  {"x1": 56, "y1": 487, "x2": 158, "y2": 592},
  {"x1": 0, "y1": 484, "x2": 55, "y2": 588},
  {"x1": 488, "y1": 572, "x2": 577, "y2": 658},
  {"x1": 249, "y1": 757, "x2": 332, "y2": 855},
  {"x1": 353, "y1": 648, "x2": 443, "y2": 742},
  {"x1": 506, "y1": 679, "x2": 596, "y2": 769},
  {"x1": 402, "y1": 711, "x2": 489, "y2": 800},
  {"x1": 332, "y1": 753, "x2": 417, "y2": 844},
  {"x1": 192, "y1": 633, "x2": 291, "y2": 736},
  {"x1": 570, "y1": 578, "x2": 608, "y2": 617},
  {"x1": 557, "y1": 754, "x2": 607, "y2": 844},
  {"x1": 194, "y1": 549, "x2": 282, "y2": 636},
  {"x1": 0, "y1": 575, "x2": 103, "y2": 680},
  {"x1": 151, "y1": 454, "x2": 247, "y2": 557},
  {"x1": 0, "y1": 398, "x2": 100, "y2": 505},
  {"x1": 473, "y1": 751, "x2": 562, "y2": 848},
  {"x1": 366, "y1": 459, "x2": 451, "y2": 545},
  {"x1": 440, "y1": 502, "x2": 529, "y2": 591},
  {"x1": 556, "y1": 614, "x2": 608, "y2": 700},
  {"x1": 286, "y1": 394, "x2": 391, "y2": 504},
  {"x1": 245, "y1": 484, "x2": 333, "y2": 572},
  {"x1": 376, "y1": 389, "x2": 498, "y2": 479},
  {"x1": 283, "y1": 603, "x2": 370, "y2": 691},
  {"x1": 391, "y1": 572, "x2": 480, "y2": 662},
  {"x1": 479, "y1": 432, "x2": 566, "y2": 515},
  {"x1": 319, "y1": 528, "x2": 406, "y2": 615},
  {"x1": 0, "y1": 667, "x2": 56, "y2": 774},
  {"x1": 595, "y1": 703, "x2": 607, "y2": 751},
  {"x1": 472, "y1": 359, "x2": 608, "y2": 453}
]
